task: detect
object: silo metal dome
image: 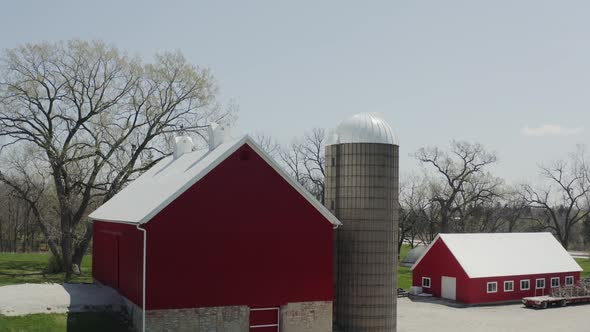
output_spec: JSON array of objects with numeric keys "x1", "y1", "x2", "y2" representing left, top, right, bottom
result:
[{"x1": 326, "y1": 113, "x2": 398, "y2": 146}]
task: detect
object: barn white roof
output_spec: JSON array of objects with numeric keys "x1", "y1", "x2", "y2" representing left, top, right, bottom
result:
[
  {"x1": 89, "y1": 135, "x2": 342, "y2": 226},
  {"x1": 411, "y1": 233, "x2": 582, "y2": 278}
]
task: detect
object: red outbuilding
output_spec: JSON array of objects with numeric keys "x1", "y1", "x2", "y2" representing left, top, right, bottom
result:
[
  {"x1": 411, "y1": 233, "x2": 583, "y2": 304},
  {"x1": 89, "y1": 126, "x2": 340, "y2": 332}
]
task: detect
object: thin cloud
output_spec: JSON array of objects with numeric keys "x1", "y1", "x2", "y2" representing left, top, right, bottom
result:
[{"x1": 521, "y1": 124, "x2": 584, "y2": 137}]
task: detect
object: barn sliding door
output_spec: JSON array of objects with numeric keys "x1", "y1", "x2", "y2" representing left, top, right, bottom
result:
[
  {"x1": 104, "y1": 234, "x2": 120, "y2": 288},
  {"x1": 441, "y1": 276, "x2": 456, "y2": 300},
  {"x1": 250, "y1": 307, "x2": 279, "y2": 332}
]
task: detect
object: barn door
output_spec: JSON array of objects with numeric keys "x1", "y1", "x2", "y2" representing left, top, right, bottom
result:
[
  {"x1": 441, "y1": 276, "x2": 456, "y2": 300},
  {"x1": 250, "y1": 307, "x2": 279, "y2": 332}
]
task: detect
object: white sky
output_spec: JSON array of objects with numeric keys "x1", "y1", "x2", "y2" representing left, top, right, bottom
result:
[{"x1": 1, "y1": 0, "x2": 589, "y2": 184}]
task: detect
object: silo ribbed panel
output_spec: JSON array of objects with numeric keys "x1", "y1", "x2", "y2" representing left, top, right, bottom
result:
[{"x1": 326, "y1": 143, "x2": 399, "y2": 332}]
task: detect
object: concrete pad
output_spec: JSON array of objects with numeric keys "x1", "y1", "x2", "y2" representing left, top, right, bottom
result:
[
  {"x1": 398, "y1": 297, "x2": 590, "y2": 332},
  {"x1": 569, "y1": 251, "x2": 589, "y2": 259},
  {"x1": 0, "y1": 283, "x2": 124, "y2": 316}
]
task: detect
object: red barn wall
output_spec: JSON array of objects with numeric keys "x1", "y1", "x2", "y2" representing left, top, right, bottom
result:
[
  {"x1": 144, "y1": 143, "x2": 334, "y2": 310},
  {"x1": 412, "y1": 239, "x2": 470, "y2": 302},
  {"x1": 463, "y1": 272, "x2": 581, "y2": 304},
  {"x1": 412, "y1": 238, "x2": 582, "y2": 304},
  {"x1": 92, "y1": 221, "x2": 143, "y2": 306}
]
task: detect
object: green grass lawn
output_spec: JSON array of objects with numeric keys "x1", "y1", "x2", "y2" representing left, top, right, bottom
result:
[
  {"x1": 0, "y1": 253, "x2": 92, "y2": 287},
  {"x1": 398, "y1": 244, "x2": 413, "y2": 290},
  {"x1": 0, "y1": 312, "x2": 133, "y2": 332},
  {"x1": 0, "y1": 253, "x2": 130, "y2": 331},
  {"x1": 576, "y1": 258, "x2": 590, "y2": 278}
]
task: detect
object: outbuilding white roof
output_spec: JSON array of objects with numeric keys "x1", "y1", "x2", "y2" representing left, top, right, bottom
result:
[
  {"x1": 89, "y1": 135, "x2": 342, "y2": 226},
  {"x1": 325, "y1": 113, "x2": 398, "y2": 146},
  {"x1": 411, "y1": 233, "x2": 582, "y2": 278}
]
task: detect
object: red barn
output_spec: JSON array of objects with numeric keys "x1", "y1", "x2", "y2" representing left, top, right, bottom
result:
[
  {"x1": 89, "y1": 129, "x2": 340, "y2": 332},
  {"x1": 411, "y1": 233, "x2": 582, "y2": 304}
]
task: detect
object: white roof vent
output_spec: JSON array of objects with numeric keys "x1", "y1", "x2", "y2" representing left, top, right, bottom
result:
[
  {"x1": 208, "y1": 122, "x2": 231, "y2": 151},
  {"x1": 326, "y1": 113, "x2": 398, "y2": 146},
  {"x1": 173, "y1": 135, "x2": 194, "y2": 159}
]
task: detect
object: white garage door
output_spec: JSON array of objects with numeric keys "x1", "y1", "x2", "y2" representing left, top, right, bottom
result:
[{"x1": 441, "y1": 276, "x2": 456, "y2": 300}]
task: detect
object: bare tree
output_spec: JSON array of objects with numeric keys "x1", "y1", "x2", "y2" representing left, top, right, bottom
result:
[
  {"x1": 0, "y1": 40, "x2": 235, "y2": 277},
  {"x1": 280, "y1": 141, "x2": 306, "y2": 184},
  {"x1": 0, "y1": 151, "x2": 56, "y2": 254},
  {"x1": 520, "y1": 146, "x2": 590, "y2": 249},
  {"x1": 253, "y1": 132, "x2": 280, "y2": 158},
  {"x1": 583, "y1": 215, "x2": 590, "y2": 249},
  {"x1": 280, "y1": 128, "x2": 326, "y2": 203},
  {"x1": 415, "y1": 141, "x2": 502, "y2": 233},
  {"x1": 399, "y1": 174, "x2": 432, "y2": 251},
  {"x1": 300, "y1": 128, "x2": 326, "y2": 203},
  {"x1": 498, "y1": 193, "x2": 530, "y2": 233}
]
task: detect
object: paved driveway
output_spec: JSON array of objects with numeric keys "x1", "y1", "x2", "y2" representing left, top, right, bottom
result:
[
  {"x1": 0, "y1": 283, "x2": 124, "y2": 316},
  {"x1": 398, "y1": 297, "x2": 589, "y2": 332}
]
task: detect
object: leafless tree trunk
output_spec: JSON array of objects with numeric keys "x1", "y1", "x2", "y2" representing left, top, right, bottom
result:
[
  {"x1": 253, "y1": 133, "x2": 281, "y2": 158},
  {"x1": 399, "y1": 174, "x2": 432, "y2": 252},
  {"x1": 520, "y1": 146, "x2": 590, "y2": 249},
  {"x1": 280, "y1": 128, "x2": 326, "y2": 203},
  {"x1": 0, "y1": 40, "x2": 235, "y2": 278},
  {"x1": 415, "y1": 141, "x2": 502, "y2": 233}
]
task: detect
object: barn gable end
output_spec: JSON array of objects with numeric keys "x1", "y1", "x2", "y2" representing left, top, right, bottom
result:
[
  {"x1": 143, "y1": 142, "x2": 334, "y2": 309},
  {"x1": 89, "y1": 136, "x2": 340, "y2": 228},
  {"x1": 91, "y1": 136, "x2": 339, "y2": 332},
  {"x1": 411, "y1": 237, "x2": 470, "y2": 302},
  {"x1": 412, "y1": 233, "x2": 583, "y2": 304}
]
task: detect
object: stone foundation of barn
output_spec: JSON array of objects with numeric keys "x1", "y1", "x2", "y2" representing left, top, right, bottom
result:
[
  {"x1": 122, "y1": 299, "x2": 332, "y2": 332},
  {"x1": 279, "y1": 301, "x2": 332, "y2": 332}
]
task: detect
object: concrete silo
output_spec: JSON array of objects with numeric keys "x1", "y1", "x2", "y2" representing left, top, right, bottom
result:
[{"x1": 325, "y1": 113, "x2": 398, "y2": 332}]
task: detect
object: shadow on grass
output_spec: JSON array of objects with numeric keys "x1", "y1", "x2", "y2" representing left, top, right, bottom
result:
[
  {"x1": 0, "y1": 312, "x2": 133, "y2": 332},
  {"x1": 61, "y1": 283, "x2": 132, "y2": 331},
  {"x1": 66, "y1": 312, "x2": 133, "y2": 332}
]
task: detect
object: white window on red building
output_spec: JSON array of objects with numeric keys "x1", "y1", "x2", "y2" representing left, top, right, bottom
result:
[
  {"x1": 536, "y1": 278, "x2": 545, "y2": 289},
  {"x1": 565, "y1": 276, "x2": 574, "y2": 286},
  {"x1": 504, "y1": 281, "x2": 514, "y2": 292},
  {"x1": 422, "y1": 277, "x2": 431, "y2": 288},
  {"x1": 551, "y1": 277, "x2": 560, "y2": 288},
  {"x1": 487, "y1": 282, "x2": 497, "y2": 293},
  {"x1": 520, "y1": 279, "x2": 530, "y2": 290}
]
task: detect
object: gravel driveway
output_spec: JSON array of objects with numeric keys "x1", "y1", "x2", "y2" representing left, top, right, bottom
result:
[
  {"x1": 399, "y1": 297, "x2": 590, "y2": 332},
  {"x1": 0, "y1": 283, "x2": 124, "y2": 316}
]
